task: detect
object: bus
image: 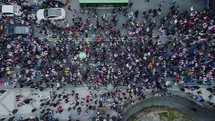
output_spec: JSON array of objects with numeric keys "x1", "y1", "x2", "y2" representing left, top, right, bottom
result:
[
  {"x1": 206, "y1": 0, "x2": 215, "y2": 9},
  {"x1": 79, "y1": 0, "x2": 129, "y2": 9}
]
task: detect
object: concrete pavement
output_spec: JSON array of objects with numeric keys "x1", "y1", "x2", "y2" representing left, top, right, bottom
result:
[
  {"x1": 0, "y1": 86, "x2": 118, "y2": 120},
  {"x1": 0, "y1": 84, "x2": 215, "y2": 120}
]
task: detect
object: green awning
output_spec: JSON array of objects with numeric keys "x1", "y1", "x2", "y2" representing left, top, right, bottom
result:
[{"x1": 79, "y1": 0, "x2": 129, "y2": 3}]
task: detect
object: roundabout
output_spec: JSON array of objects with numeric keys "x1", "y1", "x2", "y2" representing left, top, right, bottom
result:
[
  {"x1": 123, "y1": 95, "x2": 215, "y2": 121},
  {"x1": 128, "y1": 106, "x2": 192, "y2": 121}
]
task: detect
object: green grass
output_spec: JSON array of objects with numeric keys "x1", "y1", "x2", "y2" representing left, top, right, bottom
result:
[
  {"x1": 158, "y1": 111, "x2": 193, "y2": 121},
  {"x1": 181, "y1": 113, "x2": 193, "y2": 121},
  {"x1": 131, "y1": 115, "x2": 138, "y2": 121},
  {"x1": 128, "y1": 106, "x2": 193, "y2": 121},
  {"x1": 158, "y1": 111, "x2": 177, "y2": 121}
]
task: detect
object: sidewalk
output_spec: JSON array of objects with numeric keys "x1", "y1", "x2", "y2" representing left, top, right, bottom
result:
[
  {"x1": 1, "y1": 83, "x2": 214, "y2": 120},
  {"x1": 0, "y1": 86, "x2": 118, "y2": 120}
]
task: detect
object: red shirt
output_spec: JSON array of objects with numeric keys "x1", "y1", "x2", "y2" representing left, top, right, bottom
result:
[{"x1": 188, "y1": 20, "x2": 192, "y2": 25}]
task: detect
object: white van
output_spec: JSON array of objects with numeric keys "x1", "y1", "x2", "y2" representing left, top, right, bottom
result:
[{"x1": 1, "y1": 5, "x2": 22, "y2": 17}]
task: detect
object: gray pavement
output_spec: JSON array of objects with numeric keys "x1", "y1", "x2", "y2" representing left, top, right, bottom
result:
[
  {"x1": 0, "y1": 85, "x2": 214, "y2": 120},
  {"x1": 0, "y1": 87, "x2": 118, "y2": 120},
  {"x1": 29, "y1": 0, "x2": 205, "y2": 40}
]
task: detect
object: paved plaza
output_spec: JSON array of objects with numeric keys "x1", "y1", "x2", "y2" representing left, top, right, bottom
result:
[
  {"x1": 0, "y1": 87, "x2": 114, "y2": 120},
  {"x1": 0, "y1": 85, "x2": 215, "y2": 120}
]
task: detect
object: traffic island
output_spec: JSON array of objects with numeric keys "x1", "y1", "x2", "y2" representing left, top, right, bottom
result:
[{"x1": 128, "y1": 106, "x2": 193, "y2": 121}]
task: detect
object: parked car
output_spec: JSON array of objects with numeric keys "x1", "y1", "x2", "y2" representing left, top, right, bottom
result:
[
  {"x1": 36, "y1": 8, "x2": 66, "y2": 22},
  {"x1": 5, "y1": 25, "x2": 33, "y2": 37},
  {"x1": 1, "y1": 5, "x2": 22, "y2": 17}
]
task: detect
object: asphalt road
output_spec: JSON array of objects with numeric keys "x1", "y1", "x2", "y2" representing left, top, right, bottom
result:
[{"x1": 28, "y1": 0, "x2": 205, "y2": 40}]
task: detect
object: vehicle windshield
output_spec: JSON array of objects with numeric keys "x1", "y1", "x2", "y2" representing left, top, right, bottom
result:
[
  {"x1": 13, "y1": 5, "x2": 17, "y2": 13},
  {"x1": 14, "y1": 26, "x2": 30, "y2": 34},
  {"x1": 7, "y1": 27, "x2": 14, "y2": 35},
  {"x1": 48, "y1": 9, "x2": 62, "y2": 17},
  {"x1": 44, "y1": 9, "x2": 48, "y2": 18}
]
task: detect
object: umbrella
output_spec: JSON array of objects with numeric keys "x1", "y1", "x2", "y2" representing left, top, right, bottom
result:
[
  {"x1": 204, "y1": 60, "x2": 212, "y2": 64},
  {"x1": 54, "y1": 39, "x2": 58, "y2": 42},
  {"x1": 0, "y1": 117, "x2": 5, "y2": 120},
  {"x1": 10, "y1": 19, "x2": 14, "y2": 24},
  {"x1": 79, "y1": 52, "x2": 86, "y2": 59},
  {"x1": 27, "y1": 60, "x2": 32, "y2": 64},
  {"x1": 24, "y1": 99, "x2": 30, "y2": 104},
  {"x1": 7, "y1": 70, "x2": 14, "y2": 75},
  {"x1": 47, "y1": 115, "x2": 53, "y2": 121},
  {"x1": 128, "y1": 12, "x2": 133, "y2": 19},
  {"x1": 12, "y1": 109, "x2": 18, "y2": 114},
  {"x1": 8, "y1": 117, "x2": 15, "y2": 121},
  {"x1": 114, "y1": 53, "x2": 118, "y2": 57},
  {"x1": 31, "y1": 108, "x2": 37, "y2": 113},
  {"x1": 57, "y1": 106, "x2": 62, "y2": 111},
  {"x1": 56, "y1": 83, "x2": 60, "y2": 88},
  {"x1": 106, "y1": 84, "x2": 114, "y2": 91},
  {"x1": 102, "y1": 106, "x2": 106, "y2": 111},
  {"x1": 7, "y1": 44, "x2": 11, "y2": 49},
  {"x1": 17, "y1": 35, "x2": 22, "y2": 40}
]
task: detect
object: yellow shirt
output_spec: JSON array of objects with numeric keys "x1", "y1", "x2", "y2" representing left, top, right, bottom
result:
[
  {"x1": 7, "y1": 70, "x2": 14, "y2": 75},
  {"x1": 86, "y1": 38, "x2": 90, "y2": 44},
  {"x1": 149, "y1": 63, "x2": 153, "y2": 69}
]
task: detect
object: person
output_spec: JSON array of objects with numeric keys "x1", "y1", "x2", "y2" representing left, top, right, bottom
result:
[
  {"x1": 129, "y1": 2, "x2": 133, "y2": 8},
  {"x1": 68, "y1": 5, "x2": 72, "y2": 11},
  {"x1": 135, "y1": 10, "x2": 139, "y2": 18},
  {"x1": 0, "y1": 117, "x2": 5, "y2": 121},
  {"x1": 172, "y1": 0, "x2": 176, "y2": 4},
  {"x1": 159, "y1": 1, "x2": 165, "y2": 8},
  {"x1": 12, "y1": 109, "x2": 18, "y2": 114}
]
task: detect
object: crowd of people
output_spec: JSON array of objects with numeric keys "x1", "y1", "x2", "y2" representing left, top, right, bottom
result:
[{"x1": 0, "y1": 0, "x2": 215, "y2": 120}]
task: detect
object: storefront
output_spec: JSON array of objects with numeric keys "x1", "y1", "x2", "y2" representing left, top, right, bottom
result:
[{"x1": 79, "y1": 0, "x2": 129, "y2": 9}]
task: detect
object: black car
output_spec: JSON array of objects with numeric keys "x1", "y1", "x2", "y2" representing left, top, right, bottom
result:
[{"x1": 5, "y1": 25, "x2": 33, "y2": 37}]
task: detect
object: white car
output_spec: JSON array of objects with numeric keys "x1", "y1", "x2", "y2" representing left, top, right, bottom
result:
[
  {"x1": 36, "y1": 8, "x2": 66, "y2": 21},
  {"x1": 1, "y1": 5, "x2": 22, "y2": 17}
]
